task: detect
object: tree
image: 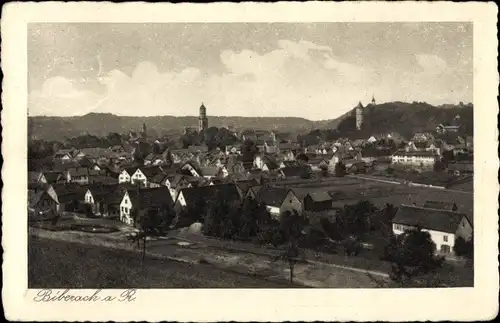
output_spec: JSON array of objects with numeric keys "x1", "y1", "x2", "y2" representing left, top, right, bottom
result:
[
  {"x1": 239, "y1": 198, "x2": 260, "y2": 239},
  {"x1": 300, "y1": 166, "x2": 313, "y2": 179},
  {"x1": 278, "y1": 211, "x2": 304, "y2": 284},
  {"x1": 454, "y1": 235, "x2": 473, "y2": 258},
  {"x1": 241, "y1": 140, "x2": 258, "y2": 162},
  {"x1": 386, "y1": 229, "x2": 443, "y2": 282},
  {"x1": 106, "y1": 132, "x2": 123, "y2": 146},
  {"x1": 334, "y1": 162, "x2": 347, "y2": 177},
  {"x1": 280, "y1": 240, "x2": 300, "y2": 284},
  {"x1": 433, "y1": 159, "x2": 445, "y2": 172},
  {"x1": 319, "y1": 164, "x2": 329, "y2": 177},
  {"x1": 296, "y1": 153, "x2": 309, "y2": 164},
  {"x1": 342, "y1": 200, "x2": 378, "y2": 236}
]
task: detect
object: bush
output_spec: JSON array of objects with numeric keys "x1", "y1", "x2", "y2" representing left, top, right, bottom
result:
[{"x1": 454, "y1": 236, "x2": 473, "y2": 258}]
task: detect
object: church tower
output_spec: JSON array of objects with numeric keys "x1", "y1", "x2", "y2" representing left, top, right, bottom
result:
[
  {"x1": 371, "y1": 94, "x2": 376, "y2": 105},
  {"x1": 355, "y1": 101, "x2": 364, "y2": 131},
  {"x1": 199, "y1": 102, "x2": 208, "y2": 132}
]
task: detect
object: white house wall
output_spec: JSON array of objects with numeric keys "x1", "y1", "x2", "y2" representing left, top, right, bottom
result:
[
  {"x1": 119, "y1": 170, "x2": 131, "y2": 183},
  {"x1": 280, "y1": 191, "x2": 303, "y2": 215},
  {"x1": 392, "y1": 224, "x2": 457, "y2": 254}
]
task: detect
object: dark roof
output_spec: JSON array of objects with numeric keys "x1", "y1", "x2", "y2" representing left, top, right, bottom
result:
[
  {"x1": 392, "y1": 205, "x2": 469, "y2": 233},
  {"x1": 139, "y1": 166, "x2": 164, "y2": 178},
  {"x1": 423, "y1": 200, "x2": 457, "y2": 211},
  {"x1": 234, "y1": 179, "x2": 259, "y2": 194},
  {"x1": 200, "y1": 167, "x2": 220, "y2": 177},
  {"x1": 306, "y1": 191, "x2": 333, "y2": 202},
  {"x1": 53, "y1": 183, "x2": 88, "y2": 203},
  {"x1": 178, "y1": 183, "x2": 241, "y2": 207},
  {"x1": 281, "y1": 165, "x2": 311, "y2": 178},
  {"x1": 124, "y1": 166, "x2": 141, "y2": 176},
  {"x1": 67, "y1": 167, "x2": 89, "y2": 177},
  {"x1": 150, "y1": 173, "x2": 168, "y2": 184},
  {"x1": 79, "y1": 147, "x2": 109, "y2": 158},
  {"x1": 44, "y1": 171, "x2": 64, "y2": 183},
  {"x1": 127, "y1": 187, "x2": 174, "y2": 209},
  {"x1": 255, "y1": 187, "x2": 291, "y2": 207},
  {"x1": 28, "y1": 172, "x2": 42, "y2": 183}
]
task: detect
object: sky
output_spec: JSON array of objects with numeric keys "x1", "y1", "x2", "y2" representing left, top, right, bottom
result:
[{"x1": 28, "y1": 22, "x2": 473, "y2": 120}]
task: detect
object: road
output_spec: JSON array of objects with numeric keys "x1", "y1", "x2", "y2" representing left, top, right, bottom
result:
[{"x1": 28, "y1": 235, "x2": 300, "y2": 288}]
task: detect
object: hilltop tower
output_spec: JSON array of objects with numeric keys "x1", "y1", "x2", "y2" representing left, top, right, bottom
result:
[
  {"x1": 141, "y1": 122, "x2": 147, "y2": 139},
  {"x1": 355, "y1": 101, "x2": 364, "y2": 131},
  {"x1": 199, "y1": 102, "x2": 208, "y2": 132},
  {"x1": 371, "y1": 94, "x2": 376, "y2": 105}
]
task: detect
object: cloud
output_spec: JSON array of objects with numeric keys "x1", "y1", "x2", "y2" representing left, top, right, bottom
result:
[
  {"x1": 28, "y1": 41, "x2": 378, "y2": 119},
  {"x1": 415, "y1": 54, "x2": 448, "y2": 75},
  {"x1": 28, "y1": 76, "x2": 103, "y2": 116},
  {"x1": 28, "y1": 40, "x2": 470, "y2": 120}
]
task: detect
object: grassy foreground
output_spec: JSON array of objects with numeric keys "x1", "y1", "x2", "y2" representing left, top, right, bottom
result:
[{"x1": 28, "y1": 235, "x2": 300, "y2": 288}]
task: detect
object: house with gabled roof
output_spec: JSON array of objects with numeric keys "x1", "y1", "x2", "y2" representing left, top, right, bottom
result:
[
  {"x1": 28, "y1": 171, "x2": 48, "y2": 185},
  {"x1": 130, "y1": 166, "x2": 165, "y2": 187},
  {"x1": 43, "y1": 171, "x2": 65, "y2": 184},
  {"x1": 164, "y1": 174, "x2": 194, "y2": 201},
  {"x1": 118, "y1": 166, "x2": 138, "y2": 184},
  {"x1": 65, "y1": 167, "x2": 90, "y2": 184},
  {"x1": 174, "y1": 184, "x2": 241, "y2": 222},
  {"x1": 84, "y1": 184, "x2": 122, "y2": 217},
  {"x1": 278, "y1": 165, "x2": 313, "y2": 180},
  {"x1": 254, "y1": 187, "x2": 302, "y2": 218},
  {"x1": 392, "y1": 204, "x2": 473, "y2": 255},
  {"x1": 28, "y1": 188, "x2": 59, "y2": 217},
  {"x1": 144, "y1": 153, "x2": 164, "y2": 166},
  {"x1": 119, "y1": 187, "x2": 175, "y2": 226},
  {"x1": 54, "y1": 149, "x2": 77, "y2": 163},
  {"x1": 233, "y1": 179, "x2": 259, "y2": 198},
  {"x1": 254, "y1": 154, "x2": 279, "y2": 171},
  {"x1": 50, "y1": 183, "x2": 87, "y2": 213},
  {"x1": 304, "y1": 191, "x2": 334, "y2": 212}
]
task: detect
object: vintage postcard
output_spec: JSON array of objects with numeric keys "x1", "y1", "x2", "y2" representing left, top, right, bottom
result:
[{"x1": 1, "y1": 1, "x2": 499, "y2": 321}]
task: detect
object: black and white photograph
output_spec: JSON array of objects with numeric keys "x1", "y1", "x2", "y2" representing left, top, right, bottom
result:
[
  {"x1": 2, "y1": 1, "x2": 498, "y2": 322},
  {"x1": 26, "y1": 20, "x2": 476, "y2": 288}
]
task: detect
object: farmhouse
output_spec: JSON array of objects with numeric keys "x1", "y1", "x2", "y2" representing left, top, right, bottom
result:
[
  {"x1": 304, "y1": 191, "x2": 334, "y2": 212},
  {"x1": 255, "y1": 187, "x2": 302, "y2": 218},
  {"x1": 174, "y1": 184, "x2": 241, "y2": 222},
  {"x1": 392, "y1": 205, "x2": 472, "y2": 255},
  {"x1": 84, "y1": 184, "x2": 121, "y2": 217},
  {"x1": 119, "y1": 187, "x2": 174, "y2": 226},
  {"x1": 28, "y1": 188, "x2": 59, "y2": 217}
]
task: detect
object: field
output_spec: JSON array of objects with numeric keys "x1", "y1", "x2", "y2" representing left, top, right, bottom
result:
[
  {"x1": 28, "y1": 235, "x2": 299, "y2": 288},
  {"x1": 275, "y1": 176, "x2": 473, "y2": 220}
]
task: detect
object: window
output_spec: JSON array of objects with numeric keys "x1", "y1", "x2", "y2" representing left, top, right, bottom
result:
[
  {"x1": 121, "y1": 207, "x2": 124, "y2": 213},
  {"x1": 443, "y1": 235, "x2": 448, "y2": 242}
]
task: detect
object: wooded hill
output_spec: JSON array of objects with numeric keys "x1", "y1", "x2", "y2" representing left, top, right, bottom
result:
[{"x1": 29, "y1": 101, "x2": 472, "y2": 141}]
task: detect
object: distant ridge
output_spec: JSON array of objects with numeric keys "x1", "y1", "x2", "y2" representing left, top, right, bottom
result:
[{"x1": 29, "y1": 101, "x2": 473, "y2": 141}]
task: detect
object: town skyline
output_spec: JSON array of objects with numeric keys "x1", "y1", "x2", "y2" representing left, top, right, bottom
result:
[{"x1": 28, "y1": 22, "x2": 472, "y2": 120}]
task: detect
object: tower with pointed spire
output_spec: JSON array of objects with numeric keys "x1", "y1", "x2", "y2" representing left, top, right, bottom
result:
[
  {"x1": 355, "y1": 101, "x2": 364, "y2": 131},
  {"x1": 198, "y1": 102, "x2": 208, "y2": 132},
  {"x1": 371, "y1": 93, "x2": 376, "y2": 105}
]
